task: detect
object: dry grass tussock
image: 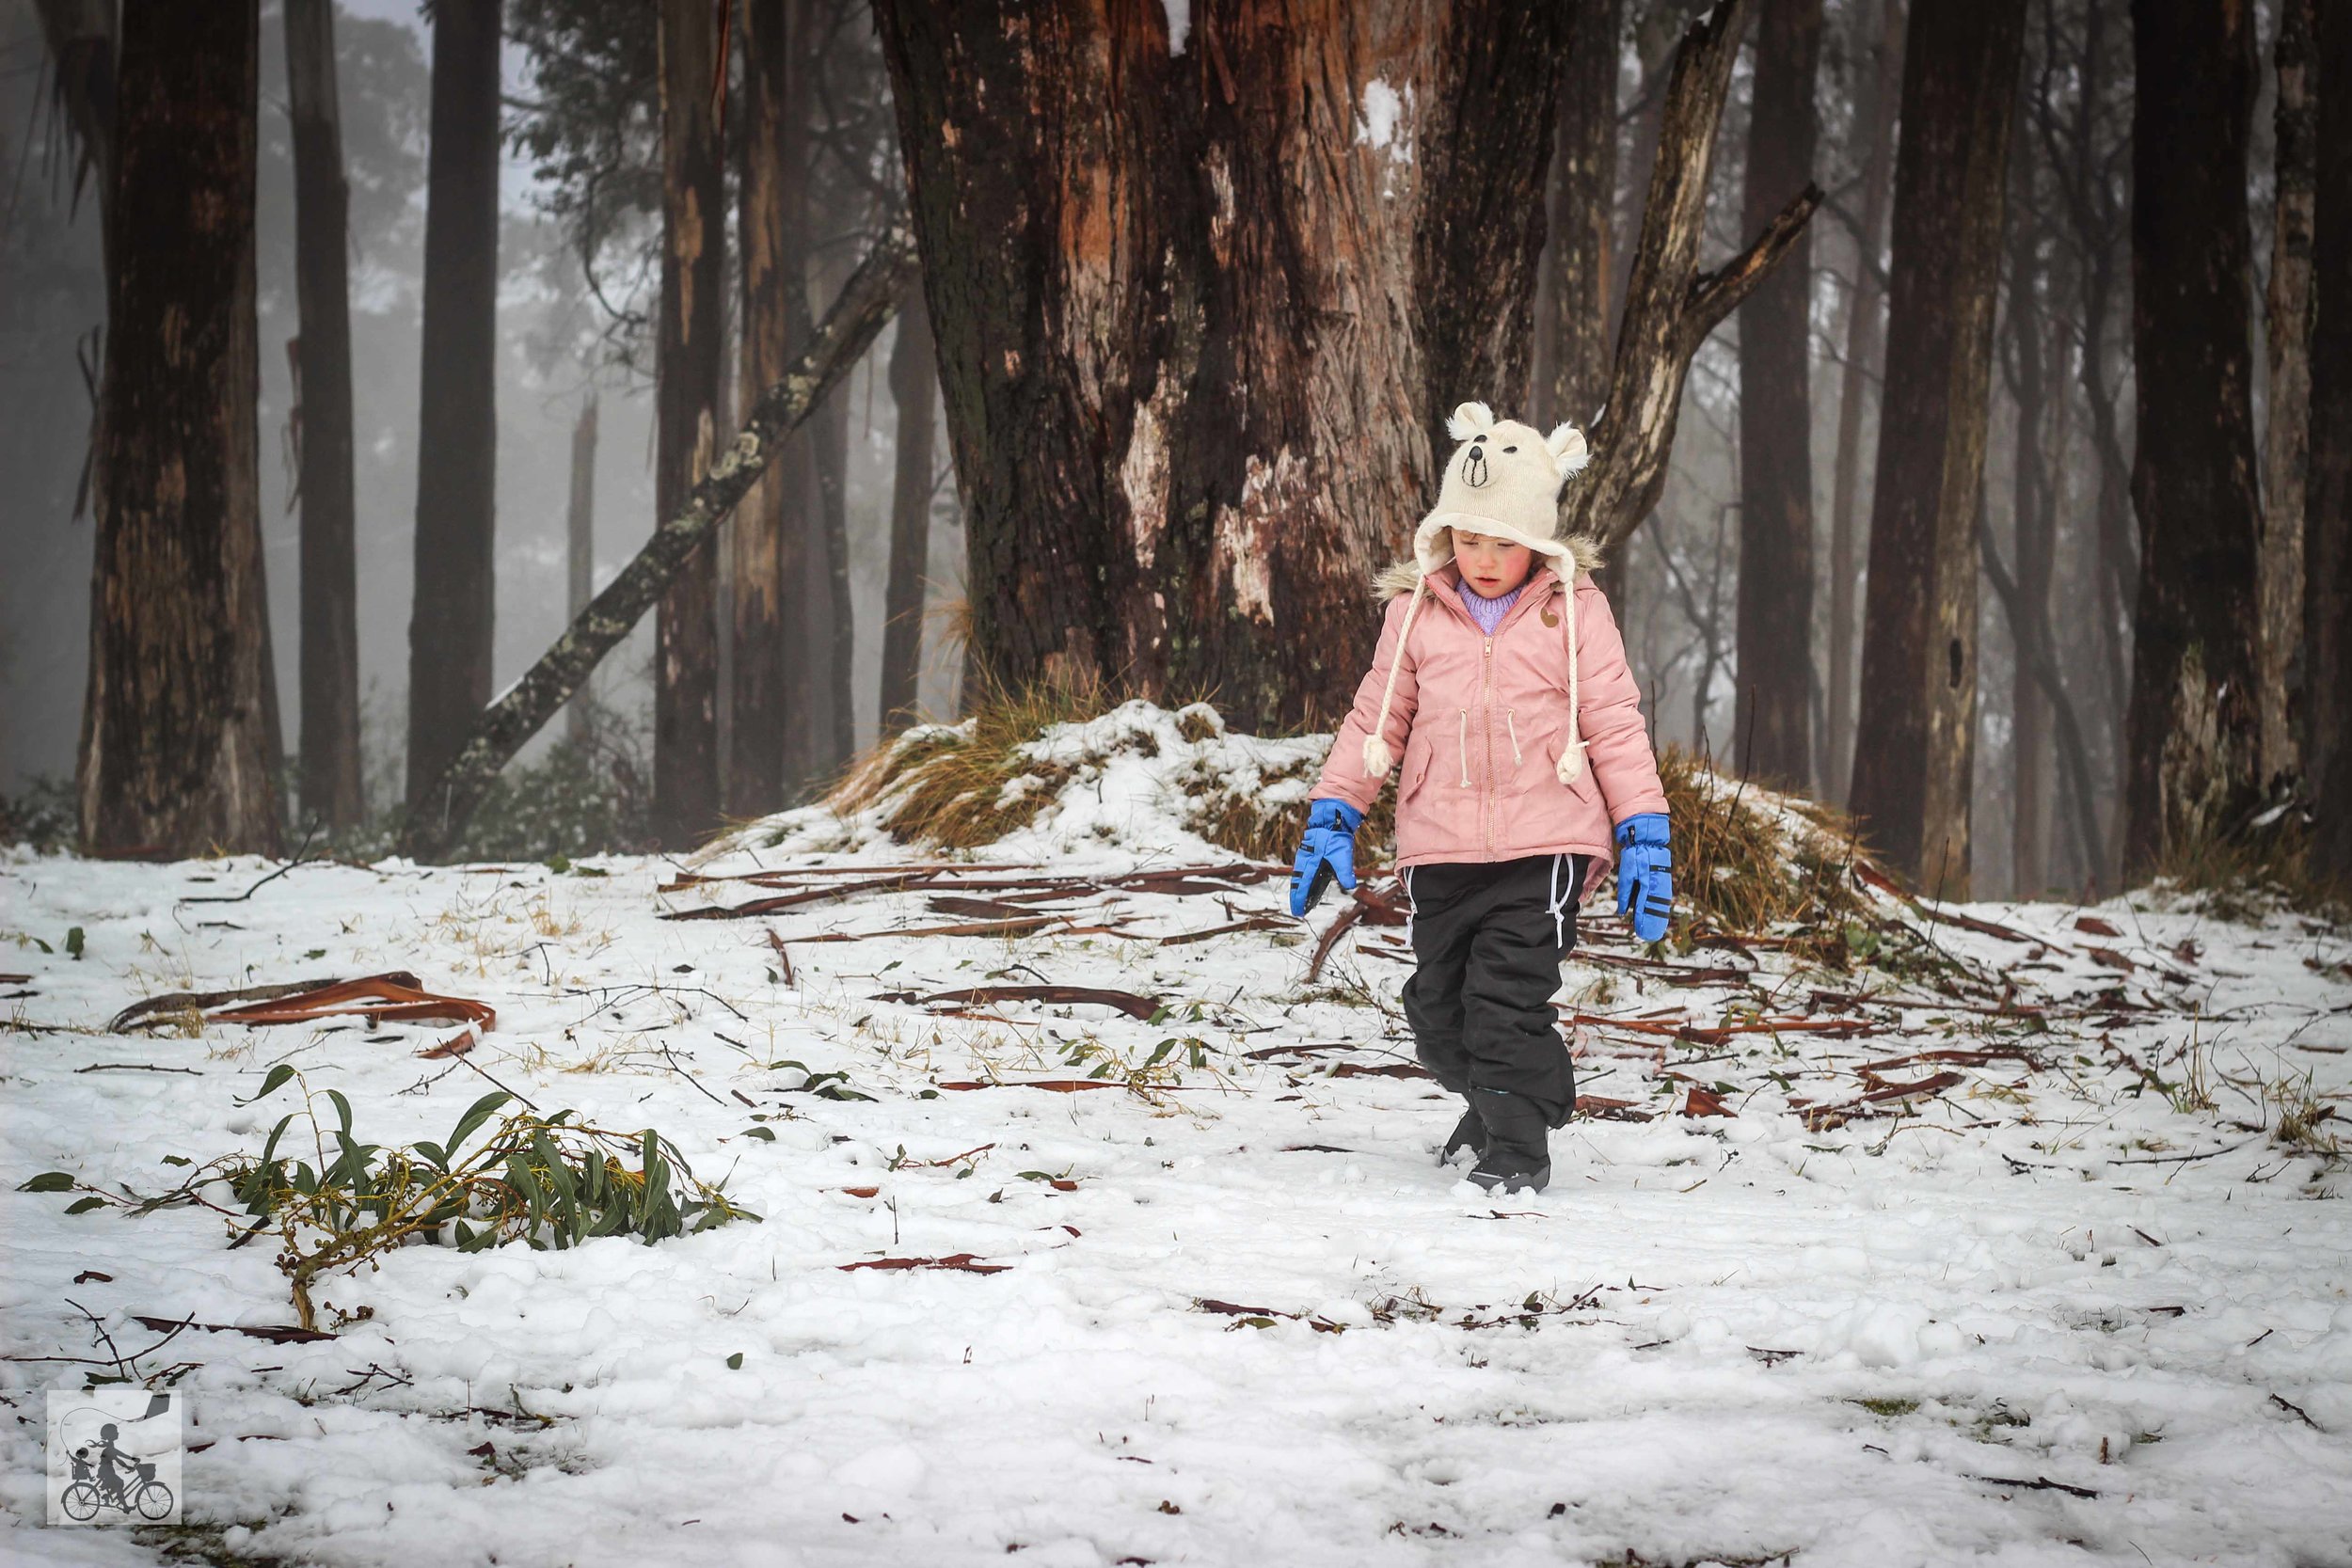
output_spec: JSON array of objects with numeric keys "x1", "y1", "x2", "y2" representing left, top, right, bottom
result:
[{"x1": 1656, "y1": 745, "x2": 1875, "y2": 955}]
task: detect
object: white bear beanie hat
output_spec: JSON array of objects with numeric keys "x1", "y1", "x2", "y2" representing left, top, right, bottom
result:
[{"x1": 1362, "y1": 401, "x2": 1597, "y2": 786}]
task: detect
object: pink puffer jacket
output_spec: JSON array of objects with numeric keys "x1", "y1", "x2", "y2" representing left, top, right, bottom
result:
[{"x1": 1315, "y1": 559, "x2": 1667, "y2": 883}]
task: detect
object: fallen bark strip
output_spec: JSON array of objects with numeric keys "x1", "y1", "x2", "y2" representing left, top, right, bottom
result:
[
  {"x1": 837, "y1": 1254, "x2": 1009, "y2": 1275},
  {"x1": 397, "y1": 222, "x2": 918, "y2": 862},
  {"x1": 787, "y1": 915, "x2": 1068, "y2": 944},
  {"x1": 210, "y1": 975, "x2": 495, "y2": 1031},
  {"x1": 1855, "y1": 1047, "x2": 2048, "y2": 1073},
  {"x1": 1159, "y1": 916, "x2": 1287, "y2": 946},
  {"x1": 109, "y1": 973, "x2": 421, "y2": 1034},
  {"x1": 876, "y1": 985, "x2": 1164, "y2": 1021},
  {"x1": 933, "y1": 1079, "x2": 1126, "y2": 1093},
  {"x1": 1972, "y1": 1474, "x2": 2099, "y2": 1500},
  {"x1": 1305, "y1": 901, "x2": 1366, "y2": 983},
  {"x1": 129, "y1": 1313, "x2": 334, "y2": 1344}
]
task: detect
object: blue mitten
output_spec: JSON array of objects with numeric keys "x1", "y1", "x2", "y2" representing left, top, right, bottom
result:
[
  {"x1": 1613, "y1": 813, "x2": 1674, "y2": 942},
  {"x1": 1289, "y1": 799, "x2": 1363, "y2": 917}
]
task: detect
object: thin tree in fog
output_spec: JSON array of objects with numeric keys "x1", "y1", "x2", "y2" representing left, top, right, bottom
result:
[
  {"x1": 406, "y1": 0, "x2": 503, "y2": 811},
  {"x1": 2118, "y1": 0, "x2": 2263, "y2": 879},
  {"x1": 1734, "y1": 0, "x2": 1821, "y2": 788},
  {"x1": 78, "y1": 0, "x2": 281, "y2": 858},
  {"x1": 649, "y1": 0, "x2": 726, "y2": 848},
  {"x1": 1850, "y1": 0, "x2": 2027, "y2": 892},
  {"x1": 881, "y1": 282, "x2": 939, "y2": 732},
  {"x1": 1820, "y1": 0, "x2": 1900, "y2": 804},
  {"x1": 1531, "y1": 0, "x2": 1621, "y2": 436},
  {"x1": 285, "y1": 0, "x2": 363, "y2": 829}
]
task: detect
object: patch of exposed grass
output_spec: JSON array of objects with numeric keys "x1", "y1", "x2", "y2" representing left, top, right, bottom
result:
[{"x1": 1658, "y1": 746, "x2": 1874, "y2": 952}]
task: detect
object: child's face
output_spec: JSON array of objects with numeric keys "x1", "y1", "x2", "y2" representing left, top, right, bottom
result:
[{"x1": 1453, "y1": 531, "x2": 1536, "y2": 597}]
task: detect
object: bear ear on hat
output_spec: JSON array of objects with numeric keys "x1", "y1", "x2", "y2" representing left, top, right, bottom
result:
[
  {"x1": 1546, "y1": 421, "x2": 1591, "y2": 475},
  {"x1": 1446, "y1": 402, "x2": 1496, "y2": 441}
]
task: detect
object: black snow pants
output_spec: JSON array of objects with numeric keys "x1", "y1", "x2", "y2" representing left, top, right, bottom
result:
[{"x1": 1400, "y1": 852, "x2": 1591, "y2": 1129}]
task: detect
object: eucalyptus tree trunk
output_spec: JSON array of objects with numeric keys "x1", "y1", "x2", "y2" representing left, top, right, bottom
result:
[
  {"x1": 2259, "y1": 0, "x2": 2314, "y2": 790},
  {"x1": 1848, "y1": 0, "x2": 2027, "y2": 893},
  {"x1": 78, "y1": 0, "x2": 281, "y2": 858},
  {"x1": 2300, "y1": 0, "x2": 2352, "y2": 888},
  {"x1": 1821, "y1": 0, "x2": 1902, "y2": 804},
  {"x1": 1733, "y1": 0, "x2": 1821, "y2": 789},
  {"x1": 870, "y1": 0, "x2": 1571, "y2": 730},
  {"x1": 651, "y1": 0, "x2": 728, "y2": 848},
  {"x1": 564, "y1": 395, "x2": 599, "y2": 745},
  {"x1": 2119, "y1": 0, "x2": 2264, "y2": 879},
  {"x1": 285, "y1": 0, "x2": 361, "y2": 829},
  {"x1": 882, "y1": 285, "x2": 939, "y2": 731},
  {"x1": 405, "y1": 0, "x2": 501, "y2": 810}
]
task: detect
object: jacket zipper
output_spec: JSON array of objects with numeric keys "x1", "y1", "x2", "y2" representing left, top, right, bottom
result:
[{"x1": 1482, "y1": 636, "x2": 1495, "y2": 858}]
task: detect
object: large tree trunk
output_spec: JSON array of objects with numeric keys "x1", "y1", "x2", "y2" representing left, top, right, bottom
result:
[
  {"x1": 397, "y1": 226, "x2": 918, "y2": 863},
  {"x1": 870, "y1": 0, "x2": 1570, "y2": 730},
  {"x1": 1821, "y1": 0, "x2": 1902, "y2": 805},
  {"x1": 404, "y1": 0, "x2": 501, "y2": 811},
  {"x1": 1559, "y1": 0, "x2": 1820, "y2": 556},
  {"x1": 728, "y1": 0, "x2": 812, "y2": 816},
  {"x1": 1847, "y1": 0, "x2": 2026, "y2": 892},
  {"x1": 2119, "y1": 0, "x2": 2264, "y2": 878},
  {"x1": 2260, "y1": 0, "x2": 2314, "y2": 791},
  {"x1": 77, "y1": 0, "x2": 280, "y2": 859},
  {"x1": 881, "y1": 283, "x2": 938, "y2": 730},
  {"x1": 564, "y1": 395, "x2": 599, "y2": 745},
  {"x1": 2005, "y1": 121, "x2": 2055, "y2": 900},
  {"x1": 1532, "y1": 0, "x2": 1620, "y2": 433},
  {"x1": 2303, "y1": 0, "x2": 2352, "y2": 888},
  {"x1": 650, "y1": 0, "x2": 728, "y2": 849},
  {"x1": 1733, "y1": 0, "x2": 1821, "y2": 789},
  {"x1": 285, "y1": 0, "x2": 361, "y2": 830}
]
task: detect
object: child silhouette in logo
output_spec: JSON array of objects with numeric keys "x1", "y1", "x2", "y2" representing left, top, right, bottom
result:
[{"x1": 94, "y1": 1423, "x2": 135, "y2": 1506}]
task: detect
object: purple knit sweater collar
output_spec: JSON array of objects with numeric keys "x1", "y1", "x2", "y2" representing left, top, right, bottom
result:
[{"x1": 1456, "y1": 580, "x2": 1525, "y2": 636}]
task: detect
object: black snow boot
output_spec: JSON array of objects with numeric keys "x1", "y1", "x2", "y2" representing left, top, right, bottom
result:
[
  {"x1": 1465, "y1": 1086, "x2": 1550, "y2": 1194},
  {"x1": 1438, "y1": 1102, "x2": 1485, "y2": 1167}
]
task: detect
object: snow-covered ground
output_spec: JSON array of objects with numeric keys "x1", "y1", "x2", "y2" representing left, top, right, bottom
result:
[{"x1": 4, "y1": 719, "x2": 2349, "y2": 1567}]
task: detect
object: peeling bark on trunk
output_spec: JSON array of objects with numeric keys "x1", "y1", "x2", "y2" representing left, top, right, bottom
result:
[
  {"x1": 396, "y1": 225, "x2": 917, "y2": 863},
  {"x1": 651, "y1": 0, "x2": 728, "y2": 849},
  {"x1": 2120, "y1": 0, "x2": 2264, "y2": 879},
  {"x1": 285, "y1": 0, "x2": 361, "y2": 829},
  {"x1": 728, "y1": 0, "x2": 810, "y2": 816},
  {"x1": 31, "y1": 0, "x2": 115, "y2": 255},
  {"x1": 1821, "y1": 0, "x2": 1901, "y2": 805},
  {"x1": 1532, "y1": 0, "x2": 1620, "y2": 433},
  {"x1": 870, "y1": 0, "x2": 1570, "y2": 731},
  {"x1": 405, "y1": 0, "x2": 501, "y2": 809},
  {"x1": 1733, "y1": 0, "x2": 1821, "y2": 789},
  {"x1": 2302, "y1": 0, "x2": 2352, "y2": 887},
  {"x1": 564, "y1": 395, "x2": 599, "y2": 744},
  {"x1": 1559, "y1": 0, "x2": 1821, "y2": 557},
  {"x1": 2260, "y1": 0, "x2": 2313, "y2": 789},
  {"x1": 77, "y1": 0, "x2": 281, "y2": 858},
  {"x1": 882, "y1": 284, "x2": 939, "y2": 730},
  {"x1": 1848, "y1": 0, "x2": 2026, "y2": 891}
]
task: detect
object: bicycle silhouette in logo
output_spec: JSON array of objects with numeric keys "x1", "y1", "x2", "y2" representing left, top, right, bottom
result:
[{"x1": 61, "y1": 1422, "x2": 175, "y2": 1522}]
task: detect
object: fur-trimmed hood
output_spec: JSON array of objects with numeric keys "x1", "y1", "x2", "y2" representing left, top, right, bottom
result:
[{"x1": 1371, "y1": 532, "x2": 1606, "y2": 602}]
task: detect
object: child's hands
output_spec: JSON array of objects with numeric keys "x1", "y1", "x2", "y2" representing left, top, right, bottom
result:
[
  {"x1": 1613, "y1": 813, "x2": 1674, "y2": 942},
  {"x1": 1289, "y1": 799, "x2": 1363, "y2": 917}
]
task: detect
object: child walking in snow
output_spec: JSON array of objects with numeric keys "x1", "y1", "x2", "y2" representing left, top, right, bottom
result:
[{"x1": 1287, "y1": 402, "x2": 1674, "y2": 1195}]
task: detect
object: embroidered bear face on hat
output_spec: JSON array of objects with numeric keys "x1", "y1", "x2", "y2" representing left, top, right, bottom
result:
[{"x1": 1411, "y1": 401, "x2": 1590, "y2": 577}]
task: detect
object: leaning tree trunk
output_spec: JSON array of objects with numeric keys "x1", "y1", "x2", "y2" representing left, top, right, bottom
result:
[
  {"x1": 405, "y1": 0, "x2": 501, "y2": 811},
  {"x1": 285, "y1": 0, "x2": 361, "y2": 829},
  {"x1": 396, "y1": 226, "x2": 918, "y2": 863},
  {"x1": 1846, "y1": 0, "x2": 2026, "y2": 892},
  {"x1": 1734, "y1": 0, "x2": 1821, "y2": 789},
  {"x1": 2259, "y1": 0, "x2": 2314, "y2": 790},
  {"x1": 2303, "y1": 0, "x2": 2352, "y2": 889},
  {"x1": 1557, "y1": 0, "x2": 1820, "y2": 556},
  {"x1": 1821, "y1": 0, "x2": 1903, "y2": 804},
  {"x1": 728, "y1": 0, "x2": 814, "y2": 816},
  {"x1": 77, "y1": 0, "x2": 280, "y2": 858},
  {"x1": 870, "y1": 0, "x2": 1570, "y2": 730},
  {"x1": 2119, "y1": 0, "x2": 2264, "y2": 879},
  {"x1": 1531, "y1": 0, "x2": 1620, "y2": 435},
  {"x1": 650, "y1": 0, "x2": 728, "y2": 849},
  {"x1": 881, "y1": 283, "x2": 939, "y2": 730}
]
